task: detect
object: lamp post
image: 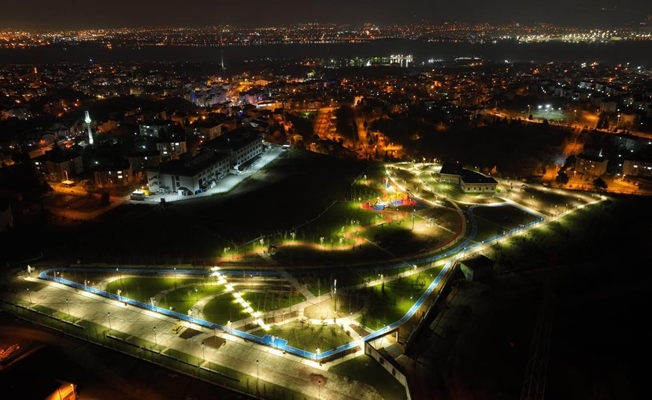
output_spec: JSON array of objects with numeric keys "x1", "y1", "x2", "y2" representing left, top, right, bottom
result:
[
  {"x1": 411, "y1": 208, "x2": 416, "y2": 230},
  {"x1": 65, "y1": 298, "x2": 70, "y2": 317},
  {"x1": 26, "y1": 288, "x2": 32, "y2": 303},
  {"x1": 107, "y1": 312, "x2": 112, "y2": 332},
  {"x1": 256, "y1": 359, "x2": 259, "y2": 391},
  {"x1": 153, "y1": 326, "x2": 158, "y2": 347},
  {"x1": 317, "y1": 377, "x2": 322, "y2": 399},
  {"x1": 201, "y1": 343, "x2": 205, "y2": 361}
]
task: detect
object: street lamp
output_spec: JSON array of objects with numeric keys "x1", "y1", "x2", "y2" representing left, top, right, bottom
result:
[
  {"x1": 26, "y1": 288, "x2": 32, "y2": 303},
  {"x1": 65, "y1": 298, "x2": 70, "y2": 317},
  {"x1": 411, "y1": 208, "x2": 416, "y2": 230},
  {"x1": 317, "y1": 377, "x2": 323, "y2": 399},
  {"x1": 107, "y1": 312, "x2": 112, "y2": 332},
  {"x1": 195, "y1": 287, "x2": 198, "y2": 302},
  {"x1": 256, "y1": 359, "x2": 259, "y2": 390},
  {"x1": 153, "y1": 326, "x2": 157, "y2": 347},
  {"x1": 201, "y1": 343, "x2": 205, "y2": 361}
]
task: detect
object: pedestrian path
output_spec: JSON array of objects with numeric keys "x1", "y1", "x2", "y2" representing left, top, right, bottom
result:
[{"x1": 278, "y1": 268, "x2": 316, "y2": 301}]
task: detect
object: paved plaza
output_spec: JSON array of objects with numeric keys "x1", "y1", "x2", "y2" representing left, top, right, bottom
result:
[{"x1": 10, "y1": 271, "x2": 384, "y2": 400}]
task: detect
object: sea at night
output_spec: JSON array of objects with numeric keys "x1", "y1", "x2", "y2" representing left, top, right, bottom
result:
[{"x1": 2, "y1": 39, "x2": 652, "y2": 66}]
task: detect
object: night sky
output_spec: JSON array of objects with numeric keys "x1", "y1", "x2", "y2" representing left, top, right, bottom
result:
[{"x1": 2, "y1": 0, "x2": 651, "y2": 29}]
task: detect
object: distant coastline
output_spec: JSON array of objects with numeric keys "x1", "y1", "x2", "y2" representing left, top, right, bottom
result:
[{"x1": 1, "y1": 39, "x2": 652, "y2": 65}]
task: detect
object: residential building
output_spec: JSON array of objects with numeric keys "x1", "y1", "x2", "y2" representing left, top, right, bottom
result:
[
  {"x1": 93, "y1": 159, "x2": 133, "y2": 188},
  {"x1": 138, "y1": 122, "x2": 176, "y2": 138},
  {"x1": 575, "y1": 153, "x2": 608, "y2": 177},
  {"x1": 32, "y1": 148, "x2": 83, "y2": 182},
  {"x1": 157, "y1": 138, "x2": 187, "y2": 162},
  {"x1": 146, "y1": 150, "x2": 230, "y2": 195},
  {"x1": 612, "y1": 133, "x2": 652, "y2": 153},
  {"x1": 623, "y1": 153, "x2": 652, "y2": 177},
  {"x1": 126, "y1": 149, "x2": 161, "y2": 173}
]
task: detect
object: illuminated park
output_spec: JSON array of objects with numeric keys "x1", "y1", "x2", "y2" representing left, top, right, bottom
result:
[{"x1": 11, "y1": 160, "x2": 605, "y2": 399}]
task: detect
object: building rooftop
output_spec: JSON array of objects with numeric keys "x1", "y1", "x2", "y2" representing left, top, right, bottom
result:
[
  {"x1": 440, "y1": 161, "x2": 463, "y2": 176},
  {"x1": 35, "y1": 147, "x2": 80, "y2": 164},
  {"x1": 577, "y1": 153, "x2": 607, "y2": 163},
  {"x1": 461, "y1": 254, "x2": 494, "y2": 271},
  {"x1": 203, "y1": 127, "x2": 262, "y2": 152},
  {"x1": 460, "y1": 169, "x2": 498, "y2": 184},
  {"x1": 154, "y1": 150, "x2": 229, "y2": 177}
]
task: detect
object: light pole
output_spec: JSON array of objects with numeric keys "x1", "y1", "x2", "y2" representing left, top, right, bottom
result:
[
  {"x1": 201, "y1": 343, "x2": 205, "y2": 361},
  {"x1": 107, "y1": 312, "x2": 112, "y2": 332},
  {"x1": 195, "y1": 287, "x2": 198, "y2": 302},
  {"x1": 26, "y1": 288, "x2": 32, "y2": 303},
  {"x1": 153, "y1": 327, "x2": 158, "y2": 347},
  {"x1": 317, "y1": 377, "x2": 322, "y2": 399},
  {"x1": 256, "y1": 359, "x2": 259, "y2": 391},
  {"x1": 65, "y1": 298, "x2": 70, "y2": 317},
  {"x1": 411, "y1": 208, "x2": 416, "y2": 230}
]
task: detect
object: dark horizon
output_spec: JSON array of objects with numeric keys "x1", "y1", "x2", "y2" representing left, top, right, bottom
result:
[
  {"x1": 3, "y1": 40, "x2": 652, "y2": 66},
  {"x1": 2, "y1": 0, "x2": 651, "y2": 30}
]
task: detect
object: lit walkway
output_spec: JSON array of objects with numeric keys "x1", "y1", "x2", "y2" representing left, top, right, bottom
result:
[{"x1": 14, "y1": 276, "x2": 383, "y2": 400}]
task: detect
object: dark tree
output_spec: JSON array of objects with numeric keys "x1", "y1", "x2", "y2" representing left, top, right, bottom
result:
[
  {"x1": 556, "y1": 172, "x2": 569, "y2": 184},
  {"x1": 593, "y1": 177, "x2": 608, "y2": 189}
]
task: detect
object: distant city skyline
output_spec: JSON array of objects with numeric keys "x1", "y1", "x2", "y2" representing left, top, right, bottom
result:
[{"x1": 2, "y1": 0, "x2": 651, "y2": 29}]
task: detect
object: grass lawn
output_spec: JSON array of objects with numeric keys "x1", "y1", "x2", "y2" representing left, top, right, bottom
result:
[
  {"x1": 68, "y1": 151, "x2": 371, "y2": 263},
  {"x1": 490, "y1": 200, "x2": 612, "y2": 271},
  {"x1": 361, "y1": 214, "x2": 447, "y2": 257},
  {"x1": 289, "y1": 201, "x2": 378, "y2": 245},
  {"x1": 470, "y1": 204, "x2": 542, "y2": 242},
  {"x1": 329, "y1": 354, "x2": 406, "y2": 400},
  {"x1": 105, "y1": 276, "x2": 225, "y2": 313},
  {"x1": 202, "y1": 294, "x2": 246, "y2": 325},
  {"x1": 356, "y1": 266, "x2": 439, "y2": 330},
  {"x1": 241, "y1": 290, "x2": 306, "y2": 313},
  {"x1": 249, "y1": 320, "x2": 352, "y2": 352},
  {"x1": 506, "y1": 186, "x2": 594, "y2": 217}
]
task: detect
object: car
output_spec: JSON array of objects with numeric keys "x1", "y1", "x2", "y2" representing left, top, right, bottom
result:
[{"x1": 172, "y1": 323, "x2": 184, "y2": 334}]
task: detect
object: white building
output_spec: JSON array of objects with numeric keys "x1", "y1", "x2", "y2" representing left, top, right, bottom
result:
[
  {"x1": 147, "y1": 150, "x2": 230, "y2": 195},
  {"x1": 203, "y1": 128, "x2": 263, "y2": 171}
]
